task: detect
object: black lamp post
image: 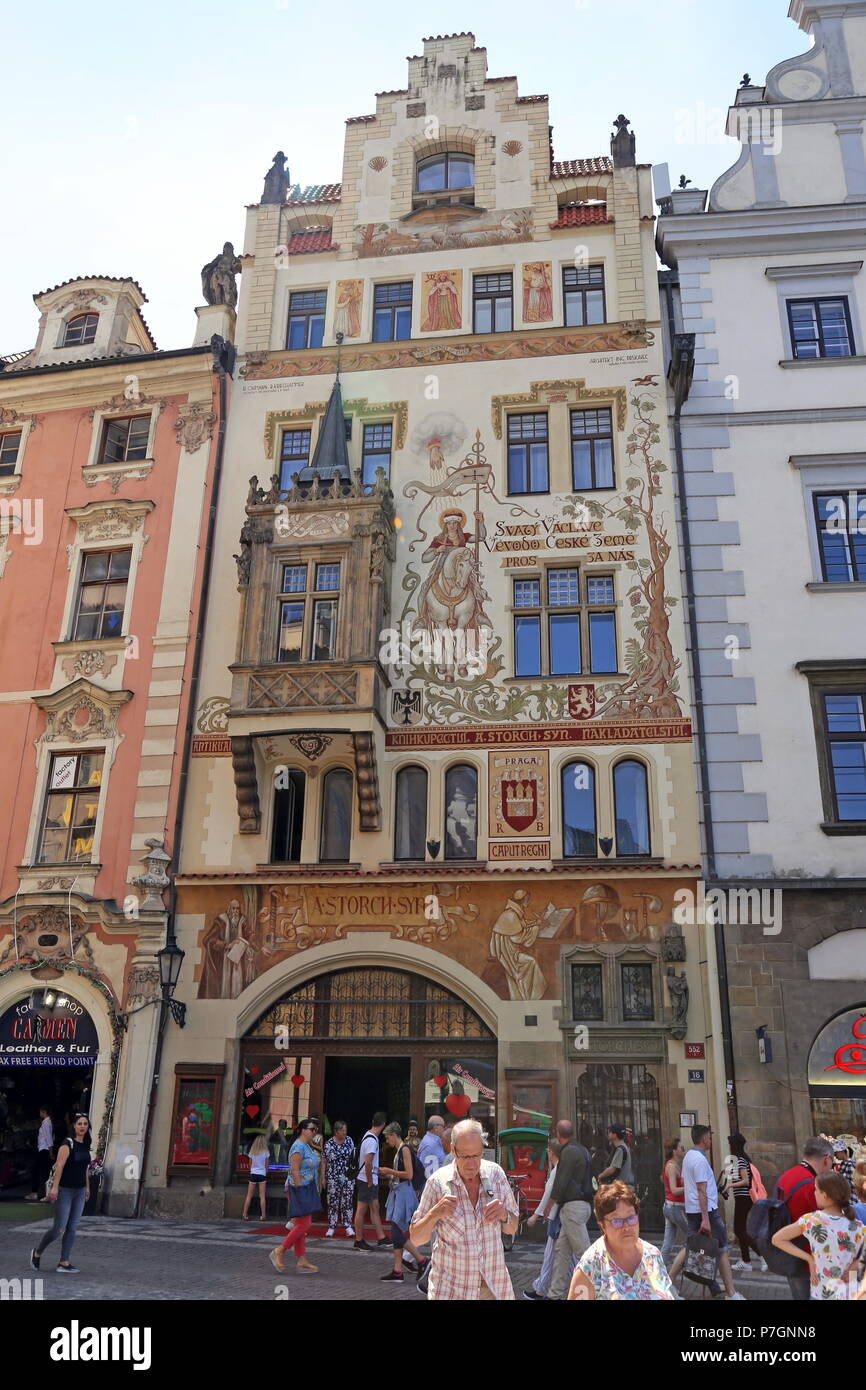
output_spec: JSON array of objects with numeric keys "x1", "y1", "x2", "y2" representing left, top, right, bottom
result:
[{"x1": 156, "y1": 942, "x2": 187, "y2": 1028}]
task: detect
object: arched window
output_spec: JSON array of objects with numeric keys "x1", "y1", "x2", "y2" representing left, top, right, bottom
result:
[
  {"x1": 319, "y1": 768, "x2": 353, "y2": 862},
  {"x1": 416, "y1": 152, "x2": 475, "y2": 194},
  {"x1": 561, "y1": 761, "x2": 596, "y2": 857},
  {"x1": 613, "y1": 760, "x2": 650, "y2": 856},
  {"x1": 63, "y1": 313, "x2": 98, "y2": 346},
  {"x1": 395, "y1": 766, "x2": 427, "y2": 861},
  {"x1": 271, "y1": 769, "x2": 305, "y2": 863},
  {"x1": 444, "y1": 764, "x2": 477, "y2": 860}
]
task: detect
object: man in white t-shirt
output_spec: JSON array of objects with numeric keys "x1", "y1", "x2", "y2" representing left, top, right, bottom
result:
[
  {"x1": 670, "y1": 1124, "x2": 743, "y2": 1299},
  {"x1": 353, "y1": 1111, "x2": 390, "y2": 1251}
]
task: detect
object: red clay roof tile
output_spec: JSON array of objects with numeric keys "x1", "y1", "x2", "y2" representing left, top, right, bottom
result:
[{"x1": 549, "y1": 204, "x2": 612, "y2": 228}]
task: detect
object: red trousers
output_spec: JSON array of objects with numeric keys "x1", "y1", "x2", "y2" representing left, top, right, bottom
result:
[{"x1": 280, "y1": 1214, "x2": 312, "y2": 1257}]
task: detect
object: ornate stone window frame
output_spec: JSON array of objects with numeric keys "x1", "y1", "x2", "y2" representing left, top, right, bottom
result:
[
  {"x1": 20, "y1": 677, "x2": 133, "y2": 893},
  {"x1": 0, "y1": 409, "x2": 35, "y2": 498},
  {"x1": 560, "y1": 940, "x2": 667, "y2": 1041},
  {"x1": 83, "y1": 396, "x2": 163, "y2": 492},
  {"x1": 58, "y1": 499, "x2": 154, "y2": 649}
]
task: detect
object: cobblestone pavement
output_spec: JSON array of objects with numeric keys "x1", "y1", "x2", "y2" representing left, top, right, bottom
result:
[{"x1": 0, "y1": 1217, "x2": 789, "y2": 1301}]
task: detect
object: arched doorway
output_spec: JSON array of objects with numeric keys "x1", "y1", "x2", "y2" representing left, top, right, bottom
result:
[
  {"x1": 235, "y1": 966, "x2": 496, "y2": 1181},
  {"x1": 807, "y1": 1005, "x2": 866, "y2": 1146},
  {"x1": 576, "y1": 1063, "x2": 663, "y2": 1227}
]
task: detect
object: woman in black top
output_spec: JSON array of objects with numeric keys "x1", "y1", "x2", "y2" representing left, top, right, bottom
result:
[
  {"x1": 31, "y1": 1113, "x2": 91, "y2": 1273},
  {"x1": 725, "y1": 1132, "x2": 765, "y2": 1272}
]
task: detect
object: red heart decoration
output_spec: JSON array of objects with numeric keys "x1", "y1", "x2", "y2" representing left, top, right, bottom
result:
[
  {"x1": 433, "y1": 1075, "x2": 447, "y2": 1089},
  {"x1": 249, "y1": 1066, "x2": 260, "y2": 1075},
  {"x1": 291, "y1": 1074, "x2": 305, "y2": 1088},
  {"x1": 245, "y1": 1105, "x2": 259, "y2": 1119},
  {"x1": 445, "y1": 1094, "x2": 471, "y2": 1118}
]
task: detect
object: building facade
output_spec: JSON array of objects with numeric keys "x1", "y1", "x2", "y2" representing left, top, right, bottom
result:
[
  {"x1": 147, "y1": 35, "x2": 724, "y2": 1220},
  {"x1": 657, "y1": 0, "x2": 866, "y2": 1182},
  {"x1": 0, "y1": 276, "x2": 228, "y2": 1214}
]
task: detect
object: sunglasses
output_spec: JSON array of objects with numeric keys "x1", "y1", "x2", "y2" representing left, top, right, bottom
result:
[{"x1": 604, "y1": 1213, "x2": 639, "y2": 1229}]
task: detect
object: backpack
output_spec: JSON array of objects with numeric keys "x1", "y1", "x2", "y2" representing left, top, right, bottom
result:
[
  {"x1": 346, "y1": 1131, "x2": 372, "y2": 1183},
  {"x1": 749, "y1": 1163, "x2": 767, "y2": 1203},
  {"x1": 565, "y1": 1144, "x2": 596, "y2": 1203},
  {"x1": 408, "y1": 1146, "x2": 426, "y2": 1196},
  {"x1": 746, "y1": 1174, "x2": 812, "y2": 1276}
]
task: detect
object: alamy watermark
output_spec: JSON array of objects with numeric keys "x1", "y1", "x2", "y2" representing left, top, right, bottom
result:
[
  {"x1": 673, "y1": 880, "x2": 782, "y2": 936},
  {"x1": 379, "y1": 621, "x2": 490, "y2": 680}
]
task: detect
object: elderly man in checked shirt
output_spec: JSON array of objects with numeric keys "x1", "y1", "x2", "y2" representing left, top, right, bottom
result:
[{"x1": 410, "y1": 1118, "x2": 519, "y2": 1299}]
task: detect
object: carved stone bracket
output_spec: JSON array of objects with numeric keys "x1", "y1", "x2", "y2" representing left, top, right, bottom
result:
[
  {"x1": 351, "y1": 731, "x2": 381, "y2": 830},
  {"x1": 231, "y1": 735, "x2": 261, "y2": 833}
]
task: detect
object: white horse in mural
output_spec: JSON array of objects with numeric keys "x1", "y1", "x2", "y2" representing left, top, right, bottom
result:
[{"x1": 416, "y1": 545, "x2": 491, "y2": 634}]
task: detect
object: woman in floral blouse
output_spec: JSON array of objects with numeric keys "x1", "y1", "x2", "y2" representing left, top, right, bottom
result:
[
  {"x1": 568, "y1": 1181, "x2": 675, "y2": 1300},
  {"x1": 772, "y1": 1171, "x2": 866, "y2": 1300},
  {"x1": 324, "y1": 1121, "x2": 356, "y2": 1238}
]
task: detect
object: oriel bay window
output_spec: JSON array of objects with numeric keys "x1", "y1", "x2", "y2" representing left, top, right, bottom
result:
[
  {"x1": 71, "y1": 549, "x2": 131, "y2": 639},
  {"x1": 277, "y1": 561, "x2": 340, "y2": 662},
  {"x1": 571, "y1": 408, "x2": 614, "y2": 490},
  {"x1": 563, "y1": 265, "x2": 606, "y2": 326},
  {"x1": 444, "y1": 764, "x2": 477, "y2": 860},
  {"x1": 613, "y1": 759, "x2": 651, "y2": 856},
  {"x1": 37, "y1": 751, "x2": 104, "y2": 864},
  {"x1": 561, "y1": 761, "x2": 597, "y2": 858},
  {"x1": 507, "y1": 414, "x2": 548, "y2": 495},
  {"x1": 271, "y1": 768, "x2": 305, "y2": 863},
  {"x1": 512, "y1": 570, "x2": 617, "y2": 677},
  {"x1": 319, "y1": 768, "x2": 353, "y2": 862},
  {"x1": 394, "y1": 766, "x2": 427, "y2": 861},
  {"x1": 286, "y1": 290, "x2": 326, "y2": 350}
]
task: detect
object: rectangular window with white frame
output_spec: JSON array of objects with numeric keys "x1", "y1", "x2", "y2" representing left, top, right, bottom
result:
[
  {"x1": 0, "y1": 430, "x2": 22, "y2": 478},
  {"x1": 100, "y1": 415, "x2": 150, "y2": 465},
  {"x1": 37, "y1": 751, "x2": 104, "y2": 864},
  {"x1": 70, "y1": 548, "x2": 132, "y2": 640}
]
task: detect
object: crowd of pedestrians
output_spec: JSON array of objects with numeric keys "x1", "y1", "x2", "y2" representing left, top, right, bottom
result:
[{"x1": 255, "y1": 1111, "x2": 865, "y2": 1299}]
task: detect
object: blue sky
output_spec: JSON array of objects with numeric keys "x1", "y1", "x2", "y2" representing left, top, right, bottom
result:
[{"x1": 1, "y1": 0, "x2": 807, "y2": 353}]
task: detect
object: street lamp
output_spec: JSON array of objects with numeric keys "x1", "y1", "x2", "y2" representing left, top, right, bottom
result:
[{"x1": 156, "y1": 941, "x2": 187, "y2": 1028}]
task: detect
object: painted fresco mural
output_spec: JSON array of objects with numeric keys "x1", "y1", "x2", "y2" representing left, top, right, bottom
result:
[
  {"x1": 193, "y1": 877, "x2": 680, "y2": 1003},
  {"x1": 354, "y1": 208, "x2": 534, "y2": 257},
  {"x1": 388, "y1": 382, "x2": 686, "y2": 729}
]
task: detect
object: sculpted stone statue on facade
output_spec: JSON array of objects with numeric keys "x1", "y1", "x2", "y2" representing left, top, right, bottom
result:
[{"x1": 201, "y1": 243, "x2": 242, "y2": 308}]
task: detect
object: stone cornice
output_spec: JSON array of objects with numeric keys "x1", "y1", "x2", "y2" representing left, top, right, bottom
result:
[
  {"x1": 657, "y1": 201, "x2": 866, "y2": 263},
  {"x1": 0, "y1": 356, "x2": 215, "y2": 416}
]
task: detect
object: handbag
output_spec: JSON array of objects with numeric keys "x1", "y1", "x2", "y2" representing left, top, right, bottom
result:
[
  {"x1": 682, "y1": 1231, "x2": 720, "y2": 1287},
  {"x1": 287, "y1": 1180, "x2": 320, "y2": 1218}
]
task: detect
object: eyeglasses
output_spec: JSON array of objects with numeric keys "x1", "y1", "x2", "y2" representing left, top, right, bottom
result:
[
  {"x1": 604, "y1": 1213, "x2": 639, "y2": 1229},
  {"x1": 454, "y1": 1150, "x2": 482, "y2": 1160}
]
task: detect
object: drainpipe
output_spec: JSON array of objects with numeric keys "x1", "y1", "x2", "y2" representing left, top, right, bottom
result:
[
  {"x1": 133, "y1": 335, "x2": 234, "y2": 1218},
  {"x1": 661, "y1": 277, "x2": 738, "y2": 1133}
]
